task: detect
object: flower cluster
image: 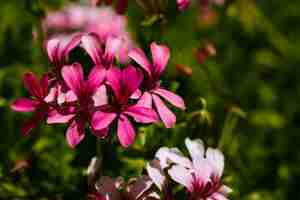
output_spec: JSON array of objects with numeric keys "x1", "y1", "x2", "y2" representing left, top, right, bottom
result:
[
  {"x1": 146, "y1": 138, "x2": 231, "y2": 200},
  {"x1": 11, "y1": 33, "x2": 185, "y2": 148},
  {"x1": 44, "y1": 5, "x2": 133, "y2": 63},
  {"x1": 88, "y1": 138, "x2": 230, "y2": 200}
]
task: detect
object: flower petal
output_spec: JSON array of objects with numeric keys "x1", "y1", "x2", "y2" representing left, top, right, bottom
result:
[
  {"x1": 156, "y1": 147, "x2": 192, "y2": 169},
  {"x1": 168, "y1": 165, "x2": 193, "y2": 190},
  {"x1": 124, "y1": 105, "x2": 158, "y2": 123},
  {"x1": 185, "y1": 138, "x2": 205, "y2": 162},
  {"x1": 106, "y1": 67, "x2": 122, "y2": 100},
  {"x1": 128, "y1": 48, "x2": 152, "y2": 76},
  {"x1": 126, "y1": 176, "x2": 153, "y2": 199},
  {"x1": 61, "y1": 63, "x2": 84, "y2": 96},
  {"x1": 66, "y1": 120, "x2": 85, "y2": 148},
  {"x1": 206, "y1": 147, "x2": 224, "y2": 178},
  {"x1": 81, "y1": 33, "x2": 102, "y2": 65},
  {"x1": 152, "y1": 94, "x2": 176, "y2": 128},
  {"x1": 91, "y1": 128, "x2": 109, "y2": 139},
  {"x1": 92, "y1": 85, "x2": 108, "y2": 107},
  {"x1": 95, "y1": 176, "x2": 121, "y2": 200},
  {"x1": 47, "y1": 109, "x2": 75, "y2": 124},
  {"x1": 117, "y1": 115, "x2": 135, "y2": 147},
  {"x1": 153, "y1": 88, "x2": 185, "y2": 110},
  {"x1": 87, "y1": 67, "x2": 106, "y2": 93},
  {"x1": 20, "y1": 111, "x2": 44, "y2": 136},
  {"x1": 150, "y1": 42, "x2": 170, "y2": 76},
  {"x1": 146, "y1": 160, "x2": 165, "y2": 191},
  {"x1": 44, "y1": 87, "x2": 57, "y2": 103},
  {"x1": 23, "y1": 72, "x2": 43, "y2": 98},
  {"x1": 92, "y1": 111, "x2": 117, "y2": 130},
  {"x1": 11, "y1": 98, "x2": 39, "y2": 112},
  {"x1": 122, "y1": 65, "x2": 143, "y2": 99},
  {"x1": 137, "y1": 91, "x2": 152, "y2": 108},
  {"x1": 104, "y1": 36, "x2": 122, "y2": 64},
  {"x1": 46, "y1": 38, "x2": 60, "y2": 63}
]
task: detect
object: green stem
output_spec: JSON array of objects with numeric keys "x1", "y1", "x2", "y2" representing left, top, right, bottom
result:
[{"x1": 96, "y1": 139, "x2": 103, "y2": 175}]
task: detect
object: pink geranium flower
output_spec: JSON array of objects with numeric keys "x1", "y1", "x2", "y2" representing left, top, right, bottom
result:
[
  {"x1": 90, "y1": 176, "x2": 159, "y2": 200},
  {"x1": 165, "y1": 138, "x2": 232, "y2": 200},
  {"x1": 10, "y1": 72, "x2": 54, "y2": 136},
  {"x1": 177, "y1": 0, "x2": 190, "y2": 11},
  {"x1": 128, "y1": 42, "x2": 185, "y2": 128},
  {"x1": 47, "y1": 63, "x2": 106, "y2": 148},
  {"x1": 91, "y1": 65, "x2": 158, "y2": 147}
]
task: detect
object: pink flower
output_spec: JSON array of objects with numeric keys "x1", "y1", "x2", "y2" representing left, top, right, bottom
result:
[
  {"x1": 128, "y1": 42, "x2": 185, "y2": 128},
  {"x1": 163, "y1": 138, "x2": 232, "y2": 200},
  {"x1": 91, "y1": 65, "x2": 158, "y2": 147},
  {"x1": 177, "y1": 0, "x2": 190, "y2": 11},
  {"x1": 47, "y1": 63, "x2": 106, "y2": 148},
  {"x1": 81, "y1": 33, "x2": 121, "y2": 71},
  {"x1": 10, "y1": 72, "x2": 54, "y2": 136},
  {"x1": 44, "y1": 5, "x2": 134, "y2": 63},
  {"x1": 90, "y1": 176, "x2": 159, "y2": 200}
]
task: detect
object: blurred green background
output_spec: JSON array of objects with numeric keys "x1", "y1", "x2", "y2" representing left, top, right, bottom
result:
[{"x1": 0, "y1": 0, "x2": 299, "y2": 199}]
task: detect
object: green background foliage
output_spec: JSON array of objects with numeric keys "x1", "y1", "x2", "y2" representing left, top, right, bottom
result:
[{"x1": 0, "y1": 0, "x2": 299, "y2": 199}]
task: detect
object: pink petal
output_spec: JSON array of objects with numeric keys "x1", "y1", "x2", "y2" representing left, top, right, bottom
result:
[
  {"x1": 153, "y1": 88, "x2": 185, "y2": 109},
  {"x1": 185, "y1": 138, "x2": 205, "y2": 162},
  {"x1": 61, "y1": 63, "x2": 84, "y2": 96},
  {"x1": 146, "y1": 160, "x2": 165, "y2": 190},
  {"x1": 150, "y1": 42, "x2": 170, "y2": 76},
  {"x1": 104, "y1": 36, "x2": 122, "y2": 64},
  {"x1": 47, "y1": 109, "x2": 75, "y2": 124},
  {"x1": 44, "y1": 87, "x2": 57, "y2": 103},
  {"x1": 124, "y1": 105, "x2": 158, "y2": 123},
  {"x1": 106, "y1": 67, "x2": 122, "y2": 100},
  {"x1": 23, "y1": 72, "x2": 43, "y2": 98},
  {"x1": 210, "y1": 192, "x2": 229, "y2": 200},
  {"x1": 137, "y1": 92, "x2": 152, "y2": 108},
  {"x1": 81, "y1": 34, "x2": 102, "y2": 65},
  {"x1": 92, "y1": 85, "x2": 108, "y2": 107},
  {"x1": 122, "y1": 65, "x2": 143, "y2": 98},
  {"x1": 206, "y1": 147, "x2": 224, "y2": 178},
  {"x1": 66, "y1": 120, "x2": 85, "y2": 148},
  {"x1": 11, "y1": 98, "x2": 39, "y2": 112},
  {"x1": 128, "y1": 48, "x2": 152, "y2": 76},
  {"x1": 192, "y1": 158, "x2": 213, "y2": 185},
  {"x1": 117, "y1": 115, "x2": 135, "y2": 148},
  {"x1": 168, "y1": 165, "x2": 193, "y2": 190},
  {"x1": 46, "y1": 38, "x2": 60, "y2": 63},
  {"x1": 177, "y1": 0, "x2": 190, "y2": 11},
  {"x1": 130, "y1": 89, "x2": 142, "y2": 99},
  {"x1": 60, "y1": 33, "x2": 82, "y2": 59},
  {"x1": 87, "y1": 67, "x2": 106, "y2": 93},
  {"x1": 92, "y1": 111, "x2": 117, "y2": 130},
  {"x1": 218, "y1": 185, "x2": 233, "y2": 196},
  {"x1": 152, "y1": 94, "x2": 176, "y2": 128},
  {"x1": 39, "y1": 74, "x2": 49, "y2": 97}
]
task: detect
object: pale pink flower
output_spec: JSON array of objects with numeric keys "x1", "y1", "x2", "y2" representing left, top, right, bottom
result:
[
  {"x1": 177, "y1": 0, "x2": 190, "y2": 11},
  {"x1": 165, "y1": 138, "x2": 232, "y2": 200}
]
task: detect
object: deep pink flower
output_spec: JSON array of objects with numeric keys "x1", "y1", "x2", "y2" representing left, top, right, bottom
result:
[
  {"x1": 92, "y1": 65, "x2": 158, "y2": 147},
  {"x1": 10, "y1": 72, "x2": 54, "y2": 136},
  {"x1": 177, "y1": 0, "x2": 190, "y2": 11},
  {"x1": 81, "y1": 33, "x2": 121, "y2": 72},
  {"x1": 128, "y1": 42, "x2": 185, "y2": 128},
  {"x1": 47, "y1": 63, "x2": 106, "y2": 148},
  {"x1": 164, "y1": 138, "x2": 232, "y2": 200}
]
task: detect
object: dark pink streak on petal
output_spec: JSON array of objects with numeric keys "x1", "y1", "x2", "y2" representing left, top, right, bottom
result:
[
  {"x1": 81, "y1": 34, "x2": 102, "y2": 65},
  {"x1": 23, "y1": 72, "x2": 44, "y2": 98},
  {"x1": 137, "y1": 92, "x2": 152, "y2": 108},
  {"x1": 122, "y1": 65, "x2": 143, "y2": 101},
  {"x1": 87, "y1": 67, "x2": 106, "y2": 94}
]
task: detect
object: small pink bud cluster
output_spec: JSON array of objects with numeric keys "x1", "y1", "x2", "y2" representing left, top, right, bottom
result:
[{"x1": 11, "y1": 33, "x2": 185, "y2": 148}]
